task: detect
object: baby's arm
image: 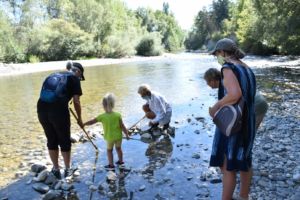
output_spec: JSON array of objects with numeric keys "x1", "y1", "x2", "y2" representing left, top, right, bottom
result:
[
  {"x1": 83, "y1": 118, "x2": 97, "y2": 127},
  {"x1": 120, "y1": 119, "x2": 129, "y2": 139}
]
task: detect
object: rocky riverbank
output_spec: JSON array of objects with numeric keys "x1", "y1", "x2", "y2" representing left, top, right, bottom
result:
[
  {"x1": 0, "y1": 55, "x2": 299, "y2": 199},
  {"x1": 250, "y1": 94, "x2": 300, "y2": 199}
]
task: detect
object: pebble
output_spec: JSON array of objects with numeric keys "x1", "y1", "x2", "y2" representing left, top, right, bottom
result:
[
  {"x1": 42, "y1": 190, "x2": 62, "y2": 200},
  {"x1": 33, "y1": 169, "x2": 48, "y2": 182},
  {"x1": 139, "y1": 185, "x2": 146, "y2": 191},
  {"x1": 32, "y1": 183, "x2": 50, "y2": 194},
  {"x1": 210, "y1": 178, "x2": 222, "y2": 184},
  {"x1": 31, "y1": 164, "x2": 47, "y2": 173}
]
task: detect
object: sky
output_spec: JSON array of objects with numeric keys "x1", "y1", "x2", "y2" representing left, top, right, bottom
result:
[{"x1": 122, "y1": 0, "x2": 214, "y2": 30}]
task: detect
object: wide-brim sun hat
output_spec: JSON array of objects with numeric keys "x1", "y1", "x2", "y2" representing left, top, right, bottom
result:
[{"x1": 210, "y1": 38, "x2": 245, "y2": 59}]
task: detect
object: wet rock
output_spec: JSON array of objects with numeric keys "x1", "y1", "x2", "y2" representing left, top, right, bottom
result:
[
  {"x1": 210, "y1": 178, "x2": 222, "y2": 184},
  {"x1": 292, "y1": 173, "x2": 300, "y2": 183},
  {"x1": 98, "y1": 184, "x2": 105, "y2": 192},
  {"x1": 44, "y1": 173, "x2": 57, "y2": 185},
  {"x1": 26, "y1": 178, "x2": 33, "y2": 185},
  {"x1": 54, "y1": 181, "x2": 62, "y2": 190},
  {"x1": 106, "y1": 171, "x2": 117, "y2": 181},
  {"x1": 42, "y1": 190, "x2": 62, "y2": 200},
  {"x1": 139, "y1": 185, "x2": 146, "y2": 191},
  {"x1": 152, "y1": 130, "x2": 161, "y2": 137},
  {"x1": 141, "y1": 133, "x2": 152, "y2": 140},
  {"x1": 192, "y1": 153, "x2": 201, "y2": 159},
  {"x1": 33, "y1": 169, "x2": 49, "y2": 182},
  {"x1": 292, "y1": 190, "x2": 300, "y2": 200},
  {"x1": 89, "y1": 185, "x2": 98, "y2": 191},
  {"x1": 32, "y1": 183, "x2": 50, "y2": 194},
  {"x1": 73, "y1": 170, "x2": 80, "y2": 177},
  {"x1": 31, "y1": 164, "x2": 47, "y2": 173},
  {"x1": 61, "y1": 182, "x2": 73, "y2": 191},
  {"x1": 70, "y1": 134, "x2": 81, "y2": 143},
  {"x1": 187, "y1": 118, "x2": 191, "y2": 123}
]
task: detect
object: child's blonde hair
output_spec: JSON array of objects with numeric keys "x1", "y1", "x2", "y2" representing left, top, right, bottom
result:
[{"x1": 102, "y1": 93, "x2": 115, "y2": 112}]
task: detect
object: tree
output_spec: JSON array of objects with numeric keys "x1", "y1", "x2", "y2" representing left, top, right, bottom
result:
[
  {"x1": 212, "y1": 0, "x2": 229, "y2": 30},
  {"x1": 36, "y1": 19, "x2": 94, "y2": 61}
]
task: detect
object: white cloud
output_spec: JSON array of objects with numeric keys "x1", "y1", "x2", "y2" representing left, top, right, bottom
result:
[{"x1": 122, "y1": 0, "x2": 213, "y2": 30}]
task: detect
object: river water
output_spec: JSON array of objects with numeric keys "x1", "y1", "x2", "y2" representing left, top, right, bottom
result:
[{"x1": 0, "y1": 53, "x2": 299, "y2": 199}]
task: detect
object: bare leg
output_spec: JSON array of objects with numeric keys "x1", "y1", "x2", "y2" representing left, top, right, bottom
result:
[
  {"x1": 107, "y1": 149, "x2": 113, "y2": 165},
  {"x1": 48, "y1": 149, "x2": 59, "y2": 169},
  {"x1": 116, "y1": 147, "x2": 123, "y2": 163},
  {"x1": 239, "y1": 169, "x2": 252, "y2": 199},
  {"x1": 221, "y1": 158, "x2": 236, "y2": 200},
  {"x1": 61, "y1": 150, "x2": 71, "y2": 168}
]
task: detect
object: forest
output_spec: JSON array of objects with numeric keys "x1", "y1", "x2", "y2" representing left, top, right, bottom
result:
[
  {"x1": 0, "y1": 0, "x2": 299, "y2": 63},
  {"x1": 0, "y1": 0, "x2": 184, "y2": 62},
  {"x1": 185, "y1": 0, "x2": 300, "y2": 55}
]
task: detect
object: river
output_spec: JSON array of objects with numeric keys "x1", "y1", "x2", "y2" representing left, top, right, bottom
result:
[{"x1": 0, "y1": 53, "x2": 299, "y2": 199}]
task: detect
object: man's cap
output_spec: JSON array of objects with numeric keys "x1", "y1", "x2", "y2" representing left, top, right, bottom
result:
[
  {"x1": 210, "y1": 38, "x2": 245, "y2": 59},
  {"x1": 67, "y1": 62, "x2": 85, "y2": 81}
]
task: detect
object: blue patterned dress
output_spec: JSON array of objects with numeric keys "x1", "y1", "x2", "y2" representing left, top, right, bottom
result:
[{"x1": 209, "y1": 63, "x2": 256, "y2": 171}]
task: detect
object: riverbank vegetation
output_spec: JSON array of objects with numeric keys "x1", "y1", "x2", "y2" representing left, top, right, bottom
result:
[
  {"x1": 0, "y1": 0, "x2": 184, "y2": 63},
  {"x1": 185, "y1": 0, "x2": 300, "y2": 55}
]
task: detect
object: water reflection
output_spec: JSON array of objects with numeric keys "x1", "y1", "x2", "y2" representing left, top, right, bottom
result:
[{"x1": 142, "y1": 135, "x2": 173, "y2": 181}]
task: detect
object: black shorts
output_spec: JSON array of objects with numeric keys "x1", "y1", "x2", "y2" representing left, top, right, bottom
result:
[{"x1": 38, "y1": 111, "x2": 71, "y2": 151}]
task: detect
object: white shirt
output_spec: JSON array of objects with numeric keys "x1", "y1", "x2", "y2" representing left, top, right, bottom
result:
[{"x1": 146, "y1": 91, "x2": 172, "y2": 124}]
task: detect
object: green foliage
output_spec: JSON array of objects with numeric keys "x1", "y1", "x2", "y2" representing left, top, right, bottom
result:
[
  {"x1": 135, "y1": 7, "x2": 184, "y2": 52},
  {"x1": 37, "y1": 19, "x2": 95, "y2": 61},
  {"x1": 136, "y1": 33, "x2": 163, "y2": 56},
  {"x1": 185, "y1": 0, "x2": 300, "y2": 55},
  {"x1": 0, "y1": 0, "x2": 187, "y2": 63},
  {"x1": 28, "y1": 55, "x2": 40, "y2": 63},
  {"x1": 212, "y1": 0, "x2": 230, "y2": 30},
  {"x1": 0, "y1": 11, "x2": 26, "y2": 63}
]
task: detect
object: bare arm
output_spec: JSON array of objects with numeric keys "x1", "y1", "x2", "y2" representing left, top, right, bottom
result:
[
  {"x1": 73, "y1": 95, "x2": 83, "y2": 127},
  {"x1": 83, "y1": 118, "x2": 97, "y2": 127},
  {"x1": 209, "y1": 68, "x2": 242, "y2": 117},
  {"x1": 120, "y1": 118, "x2": 129, "y2": 139}
]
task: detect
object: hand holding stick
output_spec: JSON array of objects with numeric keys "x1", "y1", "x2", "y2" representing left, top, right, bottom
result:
[{"x1": 69, "y1": 108, "x2": 99, "y2": 152}]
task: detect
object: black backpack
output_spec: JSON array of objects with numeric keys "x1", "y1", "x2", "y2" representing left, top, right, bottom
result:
[{"x1": 39, "y1": 72, "x2": 74, "y2": 103}]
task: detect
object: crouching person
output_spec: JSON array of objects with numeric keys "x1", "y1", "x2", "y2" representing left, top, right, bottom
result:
[{"x1": 138, "y1": 84, "x2": 172, "y2": 130}]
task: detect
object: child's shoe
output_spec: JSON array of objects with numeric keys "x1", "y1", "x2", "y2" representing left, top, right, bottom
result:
[
  {"x1": 115, "y1": 161, "x2": 125, "y2": 168},
  {"x1": 64, "y1": 167, "x2": 78, "y2": 178},
  {"x1": 104, "y1": 164, "x2": 115, "y2": 170},
  {"x1": 115, "y1": 161, "x2": 124, "y2": 165}
]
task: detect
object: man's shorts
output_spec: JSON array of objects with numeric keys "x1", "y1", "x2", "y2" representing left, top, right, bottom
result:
[
  {"x1": 38, "y1": 111, "x2": 71, "y2": 152},
  {"x1": 106, "y1": 140, "x2": 122, "y2": 150}
]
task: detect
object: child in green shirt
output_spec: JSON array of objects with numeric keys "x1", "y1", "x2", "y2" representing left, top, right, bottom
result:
[{"x1": 83, "y1": 93, "x2": 129, "y2": 170}]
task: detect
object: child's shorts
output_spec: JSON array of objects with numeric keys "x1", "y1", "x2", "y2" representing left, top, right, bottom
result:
[{"x1": 106, "y1": 140, "x2": 122, "y2": 150}]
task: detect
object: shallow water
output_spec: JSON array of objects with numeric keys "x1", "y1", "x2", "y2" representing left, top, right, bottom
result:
[{"x1": 0, "y1": 53, "x2": 299, "y2": 199}]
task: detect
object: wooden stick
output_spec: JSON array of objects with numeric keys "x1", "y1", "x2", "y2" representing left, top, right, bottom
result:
[
  {"x1": 128, "y1": 116, "x2": 146, "y2": 130},
  {"x1": 69, "y1": 108, "x2": 99, "y2": 152}
]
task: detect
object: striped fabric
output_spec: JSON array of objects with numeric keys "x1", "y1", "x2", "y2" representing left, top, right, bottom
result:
[{"x1": 209, "y1": 63, "x2": 256, "y2": 171}]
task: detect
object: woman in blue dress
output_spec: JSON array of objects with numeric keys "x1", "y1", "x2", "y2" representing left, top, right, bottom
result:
[{"x1": 209, "y1": 38, "x2": 256, "y2": 200}]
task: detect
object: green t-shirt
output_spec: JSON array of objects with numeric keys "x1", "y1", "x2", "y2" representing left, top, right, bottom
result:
[{"x1": 96, "y1": 112, "x2": 122, "y2": 142}]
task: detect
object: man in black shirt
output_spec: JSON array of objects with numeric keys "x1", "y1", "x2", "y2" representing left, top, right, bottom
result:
[{"x1": 37, "y1": 62, "x2": 84, "y2": 179}]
